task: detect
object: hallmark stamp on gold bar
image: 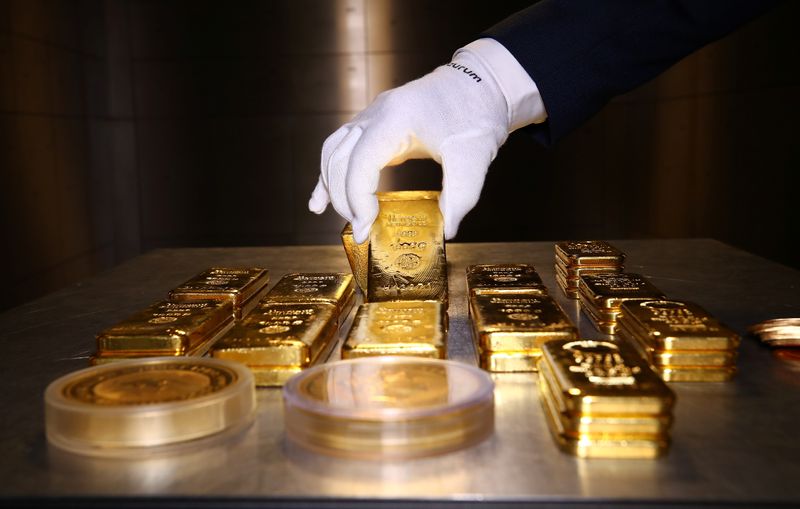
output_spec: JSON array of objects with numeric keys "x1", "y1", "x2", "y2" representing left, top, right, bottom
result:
[
  {"x1": 579, "y1": 273, "x2": 665, "y2": 309},
  {"x1": 367, "y1": 191, "x2": 448, "y2": 303},
  {"x1": 555, "y1": 241, "x2": 625, "y2": 267},
  {"x1": 265, "y1": 272, "x2": 355, "y2": 320},
  {"x1": 342, "y1": 300, "x2": 446, "y2": 359}
]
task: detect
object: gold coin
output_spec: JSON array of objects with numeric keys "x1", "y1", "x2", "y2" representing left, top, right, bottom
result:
[{"x1": 63, "y1": 362, "x2": 236, "y2": 406}]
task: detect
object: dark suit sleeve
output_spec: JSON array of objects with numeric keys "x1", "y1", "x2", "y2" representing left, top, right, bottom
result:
[{"x1": 482, "y1": 0, "x2": 783, "y2": 146}]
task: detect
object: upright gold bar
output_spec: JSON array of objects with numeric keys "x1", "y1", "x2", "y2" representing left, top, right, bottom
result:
[
  {"x1": 93, "y1": 300, "x2": 234, "y2": 362},
  {"x1": 540, "y1": 339, "x2": 675, "y2": 416},
  {"x1": 555, "y1": 240, "x2": 626, "y2": 268},
  {"x1": 342, "y1": 300, "x2": 446, "y2": 359},
  {"x1": 341, "y1": 223, "x2": 369, "y2": 295},
  {"x1": 211, "y1": 302, "x2": 338, "y2": 368},
  {"x1": 470, "y1": 293, "x2": 577, "y2": 352},
  {"x1": 466, "y1": 264, "x2": 547, "y2": 296},
  {"x1": 619, "y1": 300, "x2": 740, "y2": 351},
  {"x1": 367, "y1": 191, "x2": 448, "y2": 303},
  {"x1": 168, "y1": 267, "x2": 269, "y2": 319},
  {"x1": 265, "y1": 273, "x2": 355, "y2": 322}
]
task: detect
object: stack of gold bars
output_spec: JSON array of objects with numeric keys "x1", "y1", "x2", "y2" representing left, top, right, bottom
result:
[
  {"x1": 538, "y1": 339, "x2": 675, "y2": 458},
  {"x1": 211, "y1": 273, "x2": 355, "y2": 386},
  {"x1": 467, "y1": 264, "x2": 577, "y2": 372},
  {"x1": 555, "y1": 241, "x2": 625, "y2": 299},
  {"x1": 91, "y1": 267, "x2": 269, "y2": 365},
  {"x1": 617, "y1": 299, "x2": 740, "y2": 382},
  {"x1": 341, "y1": 191, "x2": 449, "y2": 359},
  {"x1": 578, "y1": 272, "x2": 665, "y2": 335}
]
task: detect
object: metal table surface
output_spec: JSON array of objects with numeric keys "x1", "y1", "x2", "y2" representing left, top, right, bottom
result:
[{"x1": 2, "y1": 239, "x2": 799, "y2": 508}]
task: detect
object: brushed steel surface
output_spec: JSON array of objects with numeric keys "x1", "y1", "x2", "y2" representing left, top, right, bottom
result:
[{"x1": 1, "y1": 240, "x2": 800, "y2": 507}]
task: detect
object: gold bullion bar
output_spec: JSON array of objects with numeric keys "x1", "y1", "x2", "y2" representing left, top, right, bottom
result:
[
  {"x1": 94, "y1": 300, "x2": 234, "y2": 363},
  {"x1": 538, "y1": 370, "x2": 670, "y2": 459},
  {"x1": 541, "y1": 339, "x2": 675, "y2": 416},
  {"x1": 466, "y1": 264, "x2": 547, "y2": 296},
  {"x1": 651, "y1": 350, "x2": 738, "y2": 367},
  {"x1": 211, "y1": 302, "x2": 338, "y2": 367},
  {"x1": 480, "y1": 350, "x2": 540, "y2": 372},
  {"x1": 367, "y1": 191, "x2": 448, "y2": 303},
  {"x1": 265, "y1": 273, "x2": 355, "y2": 321},
  {"x1": 579, "y1": 273, "x2": 665, "y2": 311},
  {"x1": 470, "y1": 293, "x2": 577, "y2": 352},
  {"x1": 168, "y1": 268, "x2": 270, "y2": 319},
  {"x1": 341, "y1": 223, "x2": 369, "y2": 295},
  {"x1": 555, "y1": 270, "x2": 579, "y2": 299},
  {"x1": 555, "y1": 240, "x2": 626, "y2": 268},
  {"x1": 658, "y1": 366, "x2": 737, "y2": 382},
  {"x1": 251, "y1": 366, "x2": 304, "y2": 387},
  {"x1": 619, "y1": 300, "x2": 740, "y2": 351},
  {"x1": 578, "y1": 297, "x2": 618, "y2": 335},
  {"x1": 342, "y1": 300, "x2": 446, "y2": 359}
]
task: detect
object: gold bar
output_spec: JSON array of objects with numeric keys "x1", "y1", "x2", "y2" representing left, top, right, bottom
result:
[
  {"x1": 651, "y1": 350, "x2": 737, "y2": 367},
  {"x1": 265, "y1": 273, "x2": 355, "y2": 321},
  {"x1": 168, "y1": 268, "x2": 269, "y2": 319},
  {"x1": 341, "y1": 223, "x2": 369, "y2": 295},
  {"x1": 541, "y1": 339, "x2": 675, "y2": 416},
  {"x1": 466, "y1": 264, "x2": 547, "y2": 296},
  {"x1": 480, "y1": 350, "x2": 540, "y2": 372},
  {"x1": 470, "y1": 293, "x2": 577, "y2": 352},
  {"x1": 342, "y1": 300, "x2": 446, "y2": 359},
  {"x1": 657, "y1": 366, "x2": 737, "y2": 382},
  {"x1": 555, "y1": 240, "x2": 626, "y2": 268},
  {"x1": 577, "y1": 295, "x2": 619, "y2": 334},
  {"x1": 211, "y1": 302, "x2": 338, "y2": 367},
  {"x1": 538, "y1": 370, "x2": 669, "y2": 459},
  {"x1": 250, "y1": 366, "x2": 304, "y2": 387},
  {"x1": 579, "y1": 273, "x2": 665, "y2": 310},
  {"x1": 620, "y1": 300, "x2": 740, "y2": 351},
  {"x1": 367, "y1": 191, "x2": 448, "y2": 303},
  {"x1": 94, "y1": 300, "x2": 234, "y2": 359}
]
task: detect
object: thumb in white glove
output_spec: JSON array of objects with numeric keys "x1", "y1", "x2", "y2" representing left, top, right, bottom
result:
[{"x1": 309, "y1": 39, "x2": 545, "y2": 244}]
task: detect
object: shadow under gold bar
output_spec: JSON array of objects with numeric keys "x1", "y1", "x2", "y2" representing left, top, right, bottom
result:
[
  {"x1": 367, "y1": 191, "x2": 448, "y2": 304},
  {"x1": 211, "y1": 302, "x2": 339, "y2": 386},
  {"x1": 470, "y1": 292, "x2": 577, "y2": 353},
  {"x1": 265, "y1": 273, "x2": 355, "y2": 325},
  {"x1": 540, "y1": 339, "x2": 675, "y2": 416},
  {"x1": 342, "y1": 300, "x2": 446, "y2": 359},
  {"x1": 168, "y1": 268, "x2": 269, "y2": 320},
  {"x1": 341, "y1": 223, "x2": 369, "y2": 295},
  {"x1": 466, "y1": 264, "x2": 547, "y2": 297},
  {"x1": 92, "y1": 300, "x2": 234, "y2": 364}
]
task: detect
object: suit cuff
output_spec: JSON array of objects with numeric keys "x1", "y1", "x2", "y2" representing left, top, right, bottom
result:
[{"x1": 454, "y1": 38, "x2": 548, "y2": 131}]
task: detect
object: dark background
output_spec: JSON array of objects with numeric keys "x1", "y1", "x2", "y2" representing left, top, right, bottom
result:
[{"x1": 1, "y1": 0, "x2": 798, "y2": 312}]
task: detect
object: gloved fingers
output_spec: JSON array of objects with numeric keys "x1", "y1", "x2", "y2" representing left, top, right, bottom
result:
[
  {"x1": 325, "y1": 126, "x2": 364, "y2": 222},
  {"x1": 438, "y1": 131, "x2": 498, "y2": 240},
  {"x1": 308, "y1": 177, "x2": 330, "y2": 214},
  {"x1": 346, "y1": 128, "x2": 417, "y2": 243}
]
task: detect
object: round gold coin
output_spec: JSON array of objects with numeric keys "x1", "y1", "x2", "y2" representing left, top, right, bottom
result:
[
  {"x1": 283, "y1": 357, "x2": 495, "y2": 459},
  {"x1": 45, "y1": 357, "x2": 255, "y2": 457}
]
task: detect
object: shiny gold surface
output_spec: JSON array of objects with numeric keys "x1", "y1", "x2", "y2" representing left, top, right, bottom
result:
[
  {"x1": 470, "y1": 293, "x2": 576, "y2": 352},
  {"x1": 658, "y1": 366, "x2": 738, "y2": 382},
  {"x1": 95, "y1": 300, "x2": 234, "y2": 358},
  {"x1": 466, "y1": 264, "x2": 547, "y2": 296},
  {"x1": 45, "y1": 358, "x2": 255, "y2": 456},
  {"x1": 367, "y1": 191, "x2": 448, "y2": 303},
  {"x1": 555, "y1": 271, "x2": 580, "y2": 299},
  {"x1": 577, "y1": 296, "x2": 619, "y2": 334},
  {"x1": 619, "y1": 300, "x2": 740, "y2": 351},
  {"x1": 480, "y1": 350, "x2": 540, "y2": 372},
  {"x1": 538, "y1": 370, "x2": 669, "y2": 459},
  {"x1": 341, "y1": 223, "x2": 369, "y2": 295},
  {"x1": 168, "y1": 268, "x2": 270, "y2": 316},
  {"x1": 282, "y1": 357, "x2": 494, "y2": 459},
  {"x1": 554, "y1": 241, "x2": 626, "y2": 267},
  {"x1": 541, "y1": 339, "x2": 675, "y2": 416},
  {"x1": 265, "y1": 273, "x2": 355, "y2": 318},
  {"x1": 579, "y1": 273, "x2": 665, "y2": 310},
  {"x1": 211, "y1": 302, "x2": 338, "y2": 367},
  {"x1": 251, "y1": 366, "x2": 304, "y2": 387},
  {"x1": 342, "y1": 301, "x2": 446, "y2": 359}
]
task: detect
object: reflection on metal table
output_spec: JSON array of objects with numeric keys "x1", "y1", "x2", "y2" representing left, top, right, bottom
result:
[{"x1": 1, "y1": 239, "x2": 799, "y2": 508}]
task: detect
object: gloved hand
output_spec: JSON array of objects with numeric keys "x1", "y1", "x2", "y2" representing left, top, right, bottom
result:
[{"x1": 308, "y1": 39, "x2": 545, "y2": 243}]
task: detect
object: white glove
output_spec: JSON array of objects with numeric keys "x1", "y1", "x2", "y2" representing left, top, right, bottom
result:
[{"x1": 309, "y1": 39, "x2": 546, "y2": 243}]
